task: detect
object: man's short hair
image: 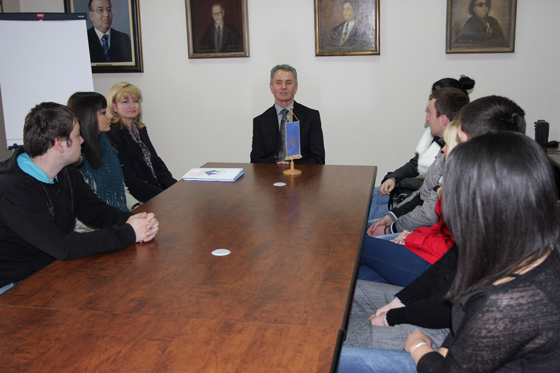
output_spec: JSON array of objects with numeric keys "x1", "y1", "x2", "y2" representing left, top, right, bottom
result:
[
  {"x1": 88, "y1": 0, "x2": 112, "y2": 12},
  {"x1": 343, "y1": 0, "x2": 358, "y2": 11},
  {"x1": 23, "y1": 102, "x2": 77, "y2": 157},
  {"x1": 457, "y1": 95, "x2": 526, "y2": 138},
  {"x1": 430, "y1": 87, "x2": 470, "y2": 121},
  {"x1": 270, "y1": 64, "x2": 298, "y2": 84}
]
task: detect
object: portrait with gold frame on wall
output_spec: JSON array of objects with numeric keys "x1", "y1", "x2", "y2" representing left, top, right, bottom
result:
[
  {"x1": 446, "y1": 0, "x2": 517, "y2": 54},
  {"x1": 185, "y1": 0, "x2": 249, "y2": 59},
  {"x1": 65, "y1": 0, "x2": 143, "y2": 73},
  {"x1": 315, "y1": 0, "x2": 379, "y2": 56}
]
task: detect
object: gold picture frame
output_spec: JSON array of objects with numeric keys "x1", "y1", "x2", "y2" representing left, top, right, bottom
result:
[
  {"x1": 185, "y1": 0, "x2": 249, "y2": 59},
  {"x1": 315, "y1": 0, "x2": 379, "y2": 56},
  {"x1": 65, "y1": 0, "x2": 143, "y2": 73},
  {"x1": 446, "y1": 0, "x2": 517, "y2": 54}
]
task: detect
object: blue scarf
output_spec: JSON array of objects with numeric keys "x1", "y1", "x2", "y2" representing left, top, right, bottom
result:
[{"x1": 79, "y1": 134, "x2": 128, "y2": 212}]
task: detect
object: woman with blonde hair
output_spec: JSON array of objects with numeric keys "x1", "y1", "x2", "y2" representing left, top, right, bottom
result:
[
  {"x1": 357, "y1": 121, "x2": 461, "y2": 287},
  {"x1": 106, "y1": 82, "x2": 176, "y2": 203}
]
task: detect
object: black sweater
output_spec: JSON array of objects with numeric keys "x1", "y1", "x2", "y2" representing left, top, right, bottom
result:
[
  {"x1": 418, "y1": 251, "x2": 560, "y2": 371},
  {"x1": 0, "y1": 148, "x2": 135, "y2": 287},
  {"x1": 386, "y1": 245, "x2": 457, "y2": 329}
]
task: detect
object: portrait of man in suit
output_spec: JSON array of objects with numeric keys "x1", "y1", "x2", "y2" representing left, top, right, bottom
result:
[
  {"x1": 316, "y1": 0, "x2": 378, "y2": 55},
  {"x1": 186, "y1": 0, "x2": 248, "y2": 58},
  {"x1": 196, "y1": 3, "x2": 241, "y2": 53},
  {"x1": 87, "y1": 0, "x2": 132, "y2": 63},
  {"x1": 329, "y1": 1, "x2": 371, "y2": 50}
]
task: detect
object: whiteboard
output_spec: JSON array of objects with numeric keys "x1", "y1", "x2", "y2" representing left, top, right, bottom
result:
[{"x1": 0, "y1": 13, "x2": 94, "y2": 148}]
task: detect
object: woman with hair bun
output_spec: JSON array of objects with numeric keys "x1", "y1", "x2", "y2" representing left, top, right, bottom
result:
[
  {"x1": 431, "y1": 75, "x2": 475, "y2": 95},
  {"x1": 369, "y1": 75, "x2": 475, "y2": 223}
]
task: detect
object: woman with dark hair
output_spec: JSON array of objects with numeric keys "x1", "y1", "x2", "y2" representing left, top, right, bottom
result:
[
  {"x1": 339, "y1": 132, "x2": 560, "y2": 372},
  {"x1": 369, "y1": 76, "x2": 475, "y2": 223},
  {"x1": 340, "y1": 95, "x2": 528, "y2": 368},
  {"x1": 106, "y1": 82, "x2": 176, "y2": 203},
  {"x1": 454, "y1": 0, "x2": 506, "y2": 47},
  {"x1": 431, "y1": 75, "x2": 475, "y2": 95},
  {"x1": 67, "y1": 92, "x2": 130, "y2": 212}
]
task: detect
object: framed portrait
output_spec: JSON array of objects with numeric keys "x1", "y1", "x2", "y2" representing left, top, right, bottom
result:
[
  {"x1": 185, "y1": 0, "x2": 249, "y2": 59},
  {"x1": 446, "y1": 0, "x2": 517, "y2": 53},
  {"x1": 314, "y1": 0, "x2": 379, "y2": 56},
  {"x1": 65, "y1": 0, "x2": 143, "y2": 73}
]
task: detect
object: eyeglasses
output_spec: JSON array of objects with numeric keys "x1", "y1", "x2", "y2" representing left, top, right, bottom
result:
[{"x1": 474, "y1": 2, "x2": 489, "y2": 8}]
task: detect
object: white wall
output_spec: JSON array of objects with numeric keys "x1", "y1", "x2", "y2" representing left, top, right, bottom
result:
[{"x1": 6, "y1": 0, "x2": 560, "y2": 183}]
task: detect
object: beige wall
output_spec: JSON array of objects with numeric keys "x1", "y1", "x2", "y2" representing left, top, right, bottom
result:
[
  {"x1": 2, "y1": 0, "x2": 20, "y2": 12},
  {"x1": 17, "y1": 0, "x2": 59, "y2": 12},
  {"x1": 3, "y1": 0, "x2": 560, "y2": 183}
]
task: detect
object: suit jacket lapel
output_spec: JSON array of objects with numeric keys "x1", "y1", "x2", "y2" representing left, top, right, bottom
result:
[
  {"x1": 266, "y1": 105, "x2": 279, "y2": 136},
  {"x1": 292, "y1": 101, "x2": 306, "y2": 125}
]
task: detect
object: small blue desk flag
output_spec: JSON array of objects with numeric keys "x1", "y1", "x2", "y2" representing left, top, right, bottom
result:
[{"x1": 285, "y1": 120, "x2": 302, "y2": 160}]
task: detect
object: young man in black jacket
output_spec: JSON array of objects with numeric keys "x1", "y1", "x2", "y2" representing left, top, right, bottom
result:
[{"x1": 0, "y1": 102, "x2": 159, "y2": 294}]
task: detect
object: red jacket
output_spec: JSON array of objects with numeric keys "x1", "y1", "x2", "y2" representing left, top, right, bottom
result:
[{"x1": 404, "y1": 199, "x2": 454, "y2": 264}]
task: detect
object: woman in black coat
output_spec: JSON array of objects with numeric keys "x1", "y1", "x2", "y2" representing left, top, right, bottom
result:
[{"x1": 106, "y1": 82, "x2": 176, "y2": 203}]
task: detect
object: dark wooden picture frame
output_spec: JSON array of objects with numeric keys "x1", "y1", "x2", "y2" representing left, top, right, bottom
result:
[
  {"x1": 65, "y1": 0, "x2": 143, "y2": 73},
  {"x1": 185, "y1": 0, "x2": 249, "y2": 59},
  {"x1": 446, "y1": 0, "x2": 517, "y2": 54},
  {"x1": 314, "y1": 0, "x2": 379, "y2": 56}
]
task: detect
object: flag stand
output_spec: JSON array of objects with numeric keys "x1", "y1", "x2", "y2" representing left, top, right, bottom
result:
[{"x1": 283, "y1": 159, "x2": 302, "y2": 175}]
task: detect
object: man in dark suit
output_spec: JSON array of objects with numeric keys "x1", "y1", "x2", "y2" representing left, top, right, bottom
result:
[
  {"x1": 251, "y1": 64, "x2": 325, "y2": 165},
  {"x1": 87, "y1": 0, "x2": 132, "y2": 63},
  {"x1": 329, "y1": 0, "x2": 374, "y2": 51},
  {"x1": 196, "y1": 4, "x2": 241, "y2": 53}
]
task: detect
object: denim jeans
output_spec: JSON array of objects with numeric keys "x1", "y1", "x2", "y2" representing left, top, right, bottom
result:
[
  {"x1": 344, "y1": 280, "x2": 449, "y2": 350},
  {"x1": 358, "y1": 237, "x2": 432, "y2": 286},
  {"x1": 373, "y1": 232, "x2": 400, "y2": 241},
  {"x1": 337, "y1": 347, "x2": 417, "y2": 373},
  {"x1": 368, "y1": 187, "x2": 390, "y2": 224}
]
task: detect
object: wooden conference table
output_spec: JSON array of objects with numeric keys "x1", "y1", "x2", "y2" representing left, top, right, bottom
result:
[{"x1": 0, "y1": 162, "x2": 376, "y2": 372}]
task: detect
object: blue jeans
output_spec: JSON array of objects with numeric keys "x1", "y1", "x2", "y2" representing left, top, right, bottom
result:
[
  {"x1": 373, "y1": 232, "x2": 399, "y2": 241},
  {"x1": 337, "y1": 347, "x2": 417, "y2": 373},
  {"x1": 358, "y1": 237, "x2": 432, "y2": 286},
  {"x1": 344, "y1": 280, "x2": 449, "y2": 350},
  {"x1": 368, "y1": 187, "x2": 390, "y2": 224}
]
